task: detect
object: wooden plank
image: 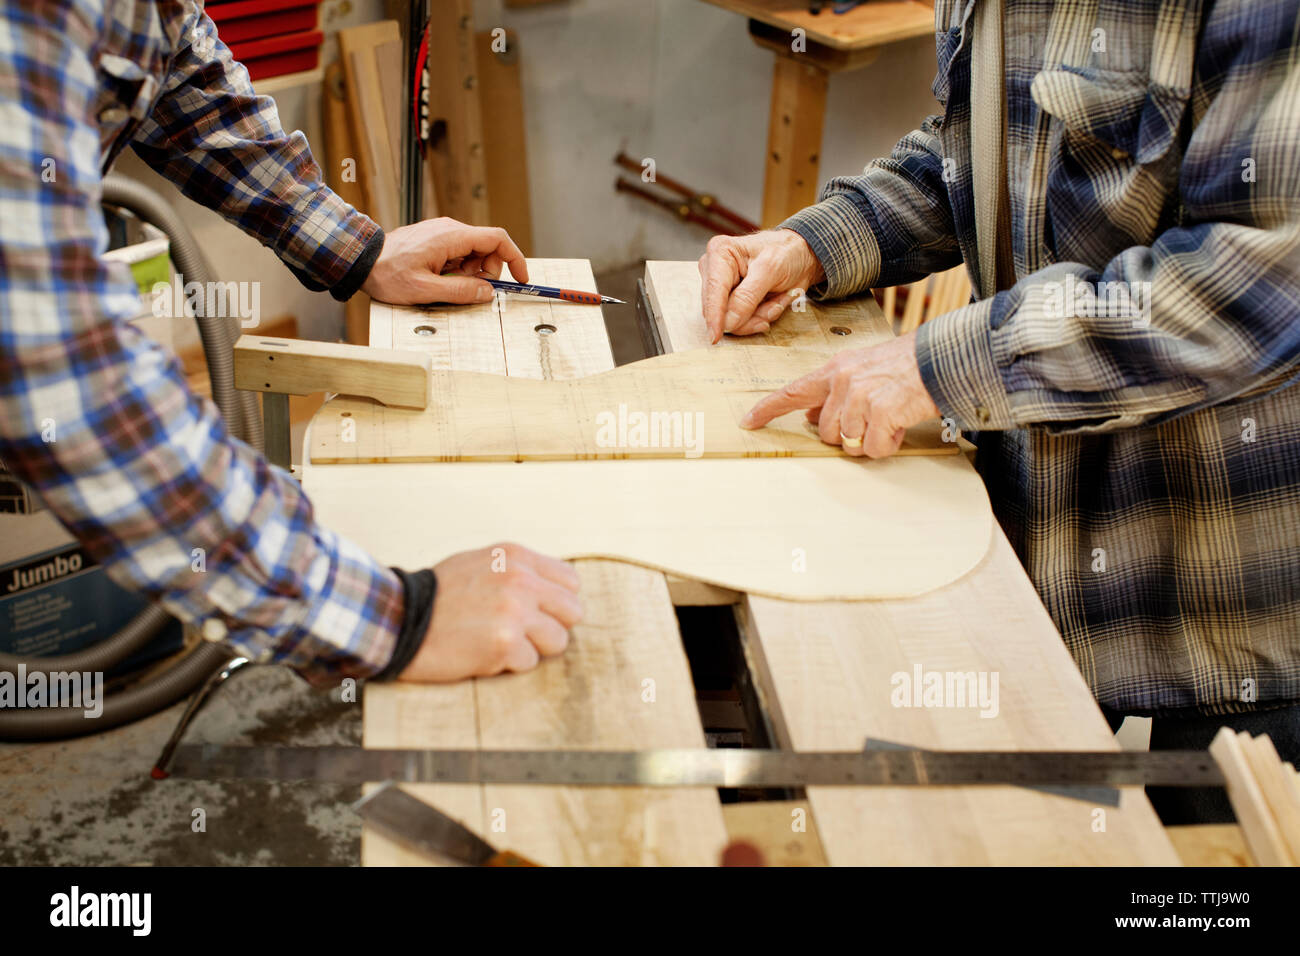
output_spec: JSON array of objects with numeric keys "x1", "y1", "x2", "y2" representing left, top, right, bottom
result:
[
  {"x1": 650, "y1": 261, "x2": 1180, "y2": 865},
  {"x1": 304, "y1": 455, "x2": 994, "y2": 602},
  {"x1": 424, "y1": 0, "x2": 490, "y2": 223},
  {"x1": 316, "y1": 261, "x2": 728, "y2": 865},
  {"x1": 721, "y1": 799, "x2": 827, "y2": 866},
  {"x1": 1166, "y1": 824, "x2": 1252, "y2": 867},
  {"x1": 762, "y1": 56, "x2": 827, "y2": 227},
  {"x1": 309, "y1": 346, "x2": 956, "y2": 464},
  {"x1": 468, "y1": 259, "x2": 727, "y2": 864},
  {"x1": 339, "y1": 21, "x2": 403, "y2": 230},
  {"x1": 375, "y1": 39, "x2": 405, "y2": 182},
  {"x1": 1241, "y1": 733, "x2": 1300, "y2": 863},
  {"x1": 645, "y1": 260, "x2": 886, "y2": 352},
  {"x1": 1210, "y1": 728, "x2": 1294, "y2": 866},
  {"x1": 321, "y1": 62, "x2": 372, "y2": 344},
  {"x1": 497, "y1": 259, "x2": 613, "y2": 381},
  {"x1": 737, "y1": 539, "x2": 1178, "y2": 864},
  {"x1": 233, "y1": 336, "x2": 430, "y2": 408},
  {"x1": 476, "y1": 29, "x2": 534, "y2": 255},
  {"x1": 701, "y1": 0, "x2": 936, "y2": 52},
  {"x1": 474, "y1": 561, "x2": 726, "y2": 865}
]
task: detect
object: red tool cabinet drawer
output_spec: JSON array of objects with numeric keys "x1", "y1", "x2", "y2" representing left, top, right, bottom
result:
[
  {"x1": 207, "y1": 0, "x2": 321, "y2": 45},
  {"x1": 227, "y1": 29, "x2": 324, "y2": 82}
]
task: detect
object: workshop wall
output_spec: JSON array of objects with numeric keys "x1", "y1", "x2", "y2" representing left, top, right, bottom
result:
[
  {"x1": 116, "y1": 0, "x2": 940, "y2": 337},
  {"x1": 487, "y1": 0, "x2": 941, "y2": 270}
]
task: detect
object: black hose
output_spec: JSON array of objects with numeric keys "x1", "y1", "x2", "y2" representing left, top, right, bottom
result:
[
  {"x1": 0, "y1": 643, "x2": 232, "y2": 740},
  {"x1": 0, "y1": 603, "x2": 171, "y2": 675},
  {"x1": 98, "y1": 174, "x2": 264, "y2": 452},
  {"x1": 0, "y1": 174, "x2": 261, "y2": 739}
]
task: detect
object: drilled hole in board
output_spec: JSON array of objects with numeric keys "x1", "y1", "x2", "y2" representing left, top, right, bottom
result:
[
  {"x1": 830, "y1": 326, "x2": 852, "y2": 336},
  {"x1": 413, "y1": 325, "x2": 437, "y2": 336},
  {"x1": 535, "y1": 324, "x2": 557, "y2": 336}
]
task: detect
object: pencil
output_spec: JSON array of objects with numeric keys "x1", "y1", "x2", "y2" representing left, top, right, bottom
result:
[{"x1": 485, "y1": 278, "x2": 626, "y2": 306}]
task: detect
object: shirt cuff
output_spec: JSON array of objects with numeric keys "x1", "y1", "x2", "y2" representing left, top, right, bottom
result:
[
  {"x1": 780, "y1": 193, "x2": 884, "y2": 301},
  {"x1": 915, "y1": 296, "x2": 1017, "y2": 431},
  {"x1": 330, "y1": 226, "x2": 385, "y2": 302},
  {"x1": 371, "y1": 568, "x2": 437, "y2": 681}
]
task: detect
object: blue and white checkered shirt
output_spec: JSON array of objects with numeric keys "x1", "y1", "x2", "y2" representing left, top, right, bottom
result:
[{"x1": 0, "y1": 0, "x2": 402, "y2": 684}]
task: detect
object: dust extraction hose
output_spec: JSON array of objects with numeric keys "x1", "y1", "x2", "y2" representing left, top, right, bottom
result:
[{"x1": 0, "y1": 173, "x2": 267, "y2": 739}]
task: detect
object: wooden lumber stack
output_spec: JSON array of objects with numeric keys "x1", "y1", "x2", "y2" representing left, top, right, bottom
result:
[{"x1": 1210, "y1": 728, "x2": 1300, "y2": 866}]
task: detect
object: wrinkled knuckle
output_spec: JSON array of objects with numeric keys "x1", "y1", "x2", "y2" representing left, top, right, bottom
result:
[{"x1": 489, "y1": 623, "x2": 518, "y2": 656}]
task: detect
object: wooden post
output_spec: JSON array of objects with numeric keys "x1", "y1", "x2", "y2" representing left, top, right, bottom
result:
[
  {"x1": 761, "y1": 56, "x2": 828, "y2": 227},
  {"x1": 424, "y1": 0, "x2": 491, "y2": 224}
]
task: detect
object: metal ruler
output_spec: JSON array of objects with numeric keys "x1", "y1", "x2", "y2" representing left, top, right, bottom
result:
[{"x1": 164, "y1": 744, "x2": 1225, "y2": 790}]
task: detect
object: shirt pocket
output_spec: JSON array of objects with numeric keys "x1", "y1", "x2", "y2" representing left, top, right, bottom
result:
[{"x1": 1030, "y1": 67, "x2": 1189, "y2": 257}]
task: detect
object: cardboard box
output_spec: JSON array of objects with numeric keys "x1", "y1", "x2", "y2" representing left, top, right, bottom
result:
[{"x1": 0, "y1": 512, "x2": 184, "y2": 672}]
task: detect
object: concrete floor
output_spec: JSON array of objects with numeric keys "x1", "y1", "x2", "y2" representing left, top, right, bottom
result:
[
  {"x1": 0, "y1": 263, "x2": 651, "y2": 867},
  {"x1": 0, "y1": 666, "x2": 364, "y2": 866}
]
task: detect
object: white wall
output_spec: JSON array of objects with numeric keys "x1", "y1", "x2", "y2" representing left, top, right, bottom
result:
[
  {"x1": 120, "y1": 0, "x2": 940, "y2": 334},
  {"x1": 484, "y1": 0, "x2": 941, "y2": 269}
]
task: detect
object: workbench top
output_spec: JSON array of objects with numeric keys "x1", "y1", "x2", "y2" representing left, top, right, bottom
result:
[{"x1": 302, "y1": 259, "x2": 1179, "y2": 866}]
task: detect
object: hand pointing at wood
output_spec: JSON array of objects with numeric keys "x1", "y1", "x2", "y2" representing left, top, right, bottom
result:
[{"x1": 741, "y1": 332, "x2": 942, "y2": 459}]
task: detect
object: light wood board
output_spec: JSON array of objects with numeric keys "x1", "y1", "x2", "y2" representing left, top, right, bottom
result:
[
  {"x1": 307, "y1": 454, "x2": 993, "y2": 601},
  {"x1": 477, "y1": 29, "x2": 533, "y2": 255},
  {"x1": 424, "y1": 0, "x2": 490, "y2": 223},
  {"x1": 648, "y1": 260, "x2": 1180, "y2": 865},
  {"x1": 338, "y1": 21, "x2": 403, "y2": 230},
  {"x1": 645, "y1": 260, "x2": 891, "y2": 352},
  {"x1": 306, "y1": 260, "x2": 728, "y2": 865},
  {"x1": 310, "y1": 346, "x2": 956, "y2": 463}
]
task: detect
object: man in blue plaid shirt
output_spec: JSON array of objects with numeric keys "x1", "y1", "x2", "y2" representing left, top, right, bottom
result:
[
  {"x1": 703, "y1": 0, "x2": 1299, "y2": 821},
  {"x1": 0, "y1": 2, "x2": 582, "y2": 690}
]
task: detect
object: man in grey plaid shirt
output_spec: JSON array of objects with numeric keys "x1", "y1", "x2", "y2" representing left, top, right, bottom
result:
[{"x1": 702, "y1": 0, "x2": 1300, "y2": 822}]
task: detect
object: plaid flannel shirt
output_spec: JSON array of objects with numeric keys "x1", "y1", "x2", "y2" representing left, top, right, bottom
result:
[
  {"x1": 785, "y1": 0, "x2": 1300, "y2": 716},
  {"x1": 0, "y1": 0, "x2": 404, "y2": 684}
]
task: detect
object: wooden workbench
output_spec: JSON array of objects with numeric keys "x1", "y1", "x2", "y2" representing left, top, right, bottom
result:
[{"x1": 302, "y1": 259, "x2": 1180, "y2": 865}]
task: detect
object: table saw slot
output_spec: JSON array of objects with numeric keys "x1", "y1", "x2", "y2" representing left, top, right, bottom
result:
[{"x1": 676, "y1": 605, "x2": 803, "y2": 806}]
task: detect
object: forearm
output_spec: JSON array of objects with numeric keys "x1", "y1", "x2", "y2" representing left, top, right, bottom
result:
[
  {"x1": 780, "y1": 116, "x2": 963, "y2": 299},
  {"x1": 0, "y1": 1, "x2": 406, "y2": 685},
  {"x1": 916, "y1": 221, "x2": 1300, "y2": 433},
  {"x1": 129, "y1": 10, "x2": 381, "y2": 299}
]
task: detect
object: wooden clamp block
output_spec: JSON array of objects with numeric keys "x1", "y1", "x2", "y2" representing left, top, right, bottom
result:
[{"x1": 234, "y1": 335, "x2": 431, "y2": 470}]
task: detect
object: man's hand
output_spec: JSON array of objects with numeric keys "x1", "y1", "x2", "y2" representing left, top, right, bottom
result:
[
  {"x1": 741, "y1": 331, "x2": 942, "y2": 459},
  {"x1": 361, "y1": 218, "x2": 529, "y2": 305},
  {"x1": 697, "y1": 229, "x2": 825, "y2": 343},
  {"x1": 396, "y1": 543, "x2": 583, "y2": 682}
]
